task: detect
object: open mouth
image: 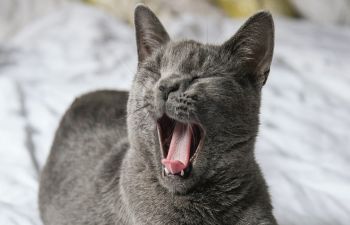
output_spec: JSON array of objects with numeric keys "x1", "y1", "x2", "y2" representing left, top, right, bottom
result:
[{"x1": 157, "y1": 114, "x2": 204, "y2": 177}]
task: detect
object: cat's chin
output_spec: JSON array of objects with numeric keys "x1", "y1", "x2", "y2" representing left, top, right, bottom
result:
[
  {"x1": 156, "y1": 113, "x2": 205, "y2": 191},
  {"x1": 158, "y1": 166, "x2": 204, "y2": 194}
]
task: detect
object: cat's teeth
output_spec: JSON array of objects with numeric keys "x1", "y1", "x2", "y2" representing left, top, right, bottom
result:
[
  {"x1": 164, "y1": 168, "x2": 169, "y2": 175},
  {"x1": 180, "y1": 170, "x2": 185, "y2": 176}
]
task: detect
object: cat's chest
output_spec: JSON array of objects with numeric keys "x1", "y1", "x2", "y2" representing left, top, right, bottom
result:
[{"x1": 127, "y1": 197, "x2": 236, "y2": 225}]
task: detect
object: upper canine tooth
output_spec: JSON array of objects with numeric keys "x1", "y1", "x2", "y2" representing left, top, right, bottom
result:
[{"x1": 180, "y1": 170, "x2": 185, "y2": 176}]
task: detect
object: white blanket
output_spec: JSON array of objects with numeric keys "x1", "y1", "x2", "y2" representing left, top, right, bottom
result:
[{"x1": 0, "y1": 3, "x2": 349, "y2": 225}]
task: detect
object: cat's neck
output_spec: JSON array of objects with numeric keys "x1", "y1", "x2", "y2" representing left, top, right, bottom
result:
[{"x1": 118, "y1": 142, "x2": 262, "y2": 225}]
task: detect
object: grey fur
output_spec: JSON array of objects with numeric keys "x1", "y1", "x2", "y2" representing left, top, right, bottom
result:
[{"x1": 39, "y1": 5, "x2": 277, "y2": 225}]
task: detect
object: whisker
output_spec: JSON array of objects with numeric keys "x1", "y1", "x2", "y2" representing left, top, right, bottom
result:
[
  {"x1": 187, "y1": 108, "x2": 190, "y2": 122},
  {"x1": 137, "y1": 79, "x2": 148, "y2": 90},
  {"x1": 127, "y1": 103, "x2": 151, "y2": 119}
]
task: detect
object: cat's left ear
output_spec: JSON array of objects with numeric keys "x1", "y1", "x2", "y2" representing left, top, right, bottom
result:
[
  {"x1": 221, "y1": 11, "x2": 274, "y2": 86},
  {"x1": 134, "y1": 4, "x2": 170, "y2": 63}
]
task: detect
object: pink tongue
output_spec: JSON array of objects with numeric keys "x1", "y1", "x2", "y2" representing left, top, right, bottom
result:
[{"x1": 161, "y1": 123, "x2": 192, "y2": 174}]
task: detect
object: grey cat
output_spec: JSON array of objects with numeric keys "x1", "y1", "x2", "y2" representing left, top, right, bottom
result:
[{"x1": 39, "y1": 4, "x2": 277, "y2": 225}]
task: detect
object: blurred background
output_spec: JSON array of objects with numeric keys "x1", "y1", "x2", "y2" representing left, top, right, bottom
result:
[
  {"x1": 1, "y1": 0, "x2": 350, "y2": 41},
  {"x1": 0, "y1": 0, "x2": 350, "y2": 225}
]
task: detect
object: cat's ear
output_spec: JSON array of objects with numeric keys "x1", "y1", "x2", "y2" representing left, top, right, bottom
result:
[
  {"x1": 134, "y1": 4, "x2": 170, "y2": 63},
  {"x1": 221, "y1": 11, "x2": 274, "y2": 86}
]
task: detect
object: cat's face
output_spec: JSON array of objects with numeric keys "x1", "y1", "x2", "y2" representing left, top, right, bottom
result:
[{"x1": 127, "y1": 5, "x2": 274, "y2": 194}]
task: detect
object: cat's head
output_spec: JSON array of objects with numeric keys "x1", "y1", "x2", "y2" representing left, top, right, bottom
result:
[{"x1": 127, "y1": 5, "x2": 274, "y2": 194}]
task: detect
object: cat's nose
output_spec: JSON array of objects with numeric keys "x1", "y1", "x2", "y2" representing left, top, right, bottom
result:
[{"x1": 158, "y1": 81, "x2": 180, "y2": 101}]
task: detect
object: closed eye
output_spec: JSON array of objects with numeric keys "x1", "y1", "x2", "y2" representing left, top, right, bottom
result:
[{"x1": 190, "y1": 76, "x2": 200, "y2": 84}]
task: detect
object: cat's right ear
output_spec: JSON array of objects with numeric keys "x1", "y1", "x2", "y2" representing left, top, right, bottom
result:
[{"x1": 134, "y1": 4, "x2": 170, "y2": 63}]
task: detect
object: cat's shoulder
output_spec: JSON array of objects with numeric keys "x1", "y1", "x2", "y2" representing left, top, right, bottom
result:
[
  {"x1": 68, "y1": 90, "x2": 128, "y2": 120},
  {"x1": 61, "y1": 90, "x2": 129, "y2": 130}
]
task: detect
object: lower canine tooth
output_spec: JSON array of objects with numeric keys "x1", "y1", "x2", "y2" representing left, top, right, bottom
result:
[
  {"x1": 164, "y1": 168, "x2": 169, "y2": 175},
  {"x1": 180, "y1": 170, "x2": 184, "y2": 176}
]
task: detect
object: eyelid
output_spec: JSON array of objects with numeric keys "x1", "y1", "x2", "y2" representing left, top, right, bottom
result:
[{"x1": 190, "y1": 75, "x2": 200, "y2": 83}]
